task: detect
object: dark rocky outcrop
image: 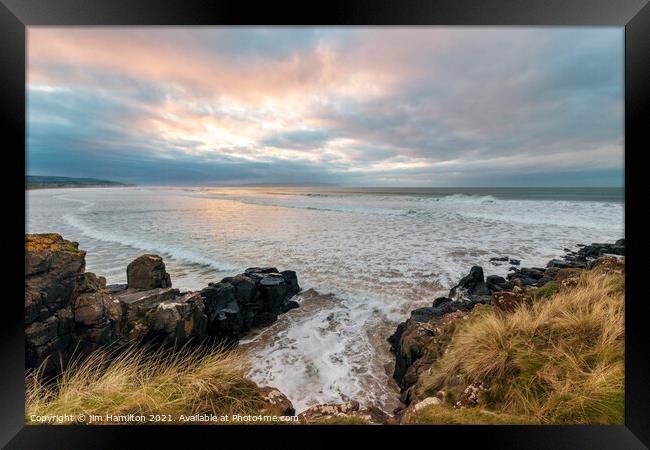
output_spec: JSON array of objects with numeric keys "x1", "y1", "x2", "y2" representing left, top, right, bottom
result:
[
  {"x1": 448, "y1": 266, "x2": 490, "y2": 301},
  {"x1": 486, "y1": 275, "x2": 512, "y2": 293},
  {"x1": 200, "y1": 267, "x2": 300, "y2": 342},
  {"x1": 25, "y1": 233, "x2": 301, "y2": 376},
  {"x1": 388, "y1": 264, "x2": 497, "y2": 399},
  {"x1": 25, "y1": 234, "x2": 114, "y2": 374},
  {"x1": 506, "y1": 240, "x2": 625, "y2": 288}
]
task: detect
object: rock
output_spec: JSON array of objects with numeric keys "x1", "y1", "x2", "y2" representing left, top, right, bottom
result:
[
  {"x1": 485, "y1": 275, "x2": 511, "y2": 293},
  {"x1": 389, "y1": 309, "x2": 469, "y2": 393},
  {"x1": 25, "y1": 316, "x2": 59, "y2": 347},
  {"x1": 147, "y1": 292, "x2": 208, "y2": 344},
  {"x1": 71, "y1": 287, "x2": 123, "y2": 355},
  {"x1": 588, "y1": 255, "x2": 625, "y2": 274},
  {"x1": 455, "y1": 383, "x2": 487, "y2": 408},
  {"x1": 258, "y1": 386, "x2": 295, "y2": 416},
  {"x1": 547, "y1": 259, "x2": 566, "y2": 269},
  {"x1": 509, "y1": 259, "x2": 520, "y2": 265},
  {"x1": 300, "y1": 400, "x2": 360, "y2": 420},
  {"x1": 25, "y1": 234, "x2": 96, "y2": 374},
  {"x1": 565, "y1": 241, "x2": 625, "y2": 263},
  {"x1": 106, "y1": 283, "x2": 128, "y2": 294},
  {"x1": 116, "y1": 287, "x2": 178, "y2": 323},
  {"x1": 25, "y1": 233, "x2": 302, "y2": 376},
  {"x1": 200, "y1": 268, "x2": 301, "y2": 343},
  {"x1": 449, "y1": 266, "x2": 490, "y2": 300},
  {"x1": 298, "y1": 401, "x2": 394, "y2": 425},
  {"x1": 489, "y1": 256, "x2": 509, "y2": 265},
  {"x1": 491, "y1": 290, "x2": 532, "y2": 313},
  {"x1": 432, "y1": 296, "x2": 452, "y2": 307},
  {"x1": 126, "y1": 254, "x2": 172, "y2": 291},
  {"x1": 245, "y1": 267, "x2": 279, "y2": 275},
  {"x1": 399, "y1": 396, "x2": 442, "y2": 423},
  {"x1": 25, "y1": 234, "x2": 86, "y2": 319},
  {"x1": 506, "y1": 267, "x2": 545, "y2": 286},
  {"x1": 281, "y1": 270, "x2": 300, "y2": 292}
]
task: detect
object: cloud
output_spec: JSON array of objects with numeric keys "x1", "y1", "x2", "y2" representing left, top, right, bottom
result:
[{"x1": 27, "y1": 27, "x2": 623, "y2": 186}]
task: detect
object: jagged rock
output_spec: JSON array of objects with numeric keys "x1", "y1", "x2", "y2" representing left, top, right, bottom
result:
[
  {"x1": 200, "y1": 268, "x2": 300, "y2": 342},
  {"x1": 126, "y1": 254, "x2": 172, "y2": 291},
  {"x1": 298, "y1": 401, "x2": 394, "y2": 425},
  {"x1": 147, "y1": 292, "x2": 208, "y2": 343},
  {"x1": 25, "y1": 234, "x2": 86, "y2": 323},
  {"x1": 259, "y1": 386, "x2": 295, "y2": 416},
  {"x1": 25, "y1": 234, "x2": 98, "y2": 374},
  {"x1": 509, "y1": 259, "x2": 520, "y2": 266},
  {"x1": 389, "y1": 309, "x2": 469, "y2": 393},
  {"x1": 449, "y1": 266, "x2": 490, "y2": 300},
  {"x1": 25, "y1": 233, "x2": 301, "y2": 381}
]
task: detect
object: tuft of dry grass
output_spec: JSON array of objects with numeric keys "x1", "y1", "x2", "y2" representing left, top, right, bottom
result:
[
  {"x1": 419, "y1": 269, "x2": 625, "y2": 424},
  {"x1": 26, "y1": 344, "x2": 268, "y2": 424}
]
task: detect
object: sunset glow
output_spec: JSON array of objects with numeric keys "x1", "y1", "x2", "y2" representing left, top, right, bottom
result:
[{"x1": 28, "y1": 27, "x2": 623, "y2": 186}]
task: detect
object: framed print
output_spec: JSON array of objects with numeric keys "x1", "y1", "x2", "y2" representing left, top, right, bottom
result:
[{"x1": 1, "y1": 0, "x2": 649, "y2": 448}]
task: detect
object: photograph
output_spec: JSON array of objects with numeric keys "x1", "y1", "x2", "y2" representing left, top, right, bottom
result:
[{"x1": 22, "y1": 25, "x2": 630, "y2": 427}]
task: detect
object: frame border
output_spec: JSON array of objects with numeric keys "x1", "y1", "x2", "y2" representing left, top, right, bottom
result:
[{"x1": 2, "y1": 0, "x2": 648, "y2": 447}]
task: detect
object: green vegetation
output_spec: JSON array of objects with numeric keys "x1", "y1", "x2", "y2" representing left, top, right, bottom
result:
[
  {"x1": 413, "y1": 268, "x2": 625, "y2": 425},
  {"x1": 527, "y1": 280, "x2": 560, "y2": 301}
]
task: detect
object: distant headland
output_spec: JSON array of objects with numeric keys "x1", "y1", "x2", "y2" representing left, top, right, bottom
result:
[{"x1": 26, "y1": 175, "x2": 135, "y2": 189}]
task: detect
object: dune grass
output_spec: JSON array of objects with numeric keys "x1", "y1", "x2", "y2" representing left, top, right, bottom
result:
[
  {"x1": 26, "y1": 344, "x2": 270, "y2": 424},
  {"x1": 416, "y1": 267, "x2": 625, "y2": 425}
]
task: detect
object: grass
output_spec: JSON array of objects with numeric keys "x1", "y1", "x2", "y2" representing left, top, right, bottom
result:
[
  {"x1": 417, "y1": 268, "x2": 625, "y2": 425},
  {"x1": 26, "y1": 344, "x2": 273, "y2": 424},
  {"x1": 407, "y1": 405, "x2": 536, "y2": 425},
  {"x1": 527, "y1": 281, "x2": 560, "y2": 302}
]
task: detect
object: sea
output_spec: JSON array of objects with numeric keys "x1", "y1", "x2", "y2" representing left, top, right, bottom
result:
[{"x1": 26, "y1": 186, "x2": 624, "y2": 412}]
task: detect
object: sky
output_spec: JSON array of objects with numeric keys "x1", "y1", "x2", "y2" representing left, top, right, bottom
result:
[{"x1": 27, "y1": 27, "x2": 624, "y2": 187}]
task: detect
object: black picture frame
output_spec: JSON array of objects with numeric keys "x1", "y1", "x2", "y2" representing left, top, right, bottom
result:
[{"x1": 2, "y1": 0, "x2": 648, "y2": 447}]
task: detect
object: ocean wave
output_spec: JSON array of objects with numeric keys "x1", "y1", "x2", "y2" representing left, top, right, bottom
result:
[{"x1": 63, "y1": 214, "x2": 241, "y2": 273}]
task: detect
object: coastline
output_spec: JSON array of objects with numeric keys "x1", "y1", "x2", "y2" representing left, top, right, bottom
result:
[
  {"x1": 26, "y1": 184, "x2": 135, "y2": 190},
  {"x1": 24, "y1": 232, "x2": 625, "y2": 424}
]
